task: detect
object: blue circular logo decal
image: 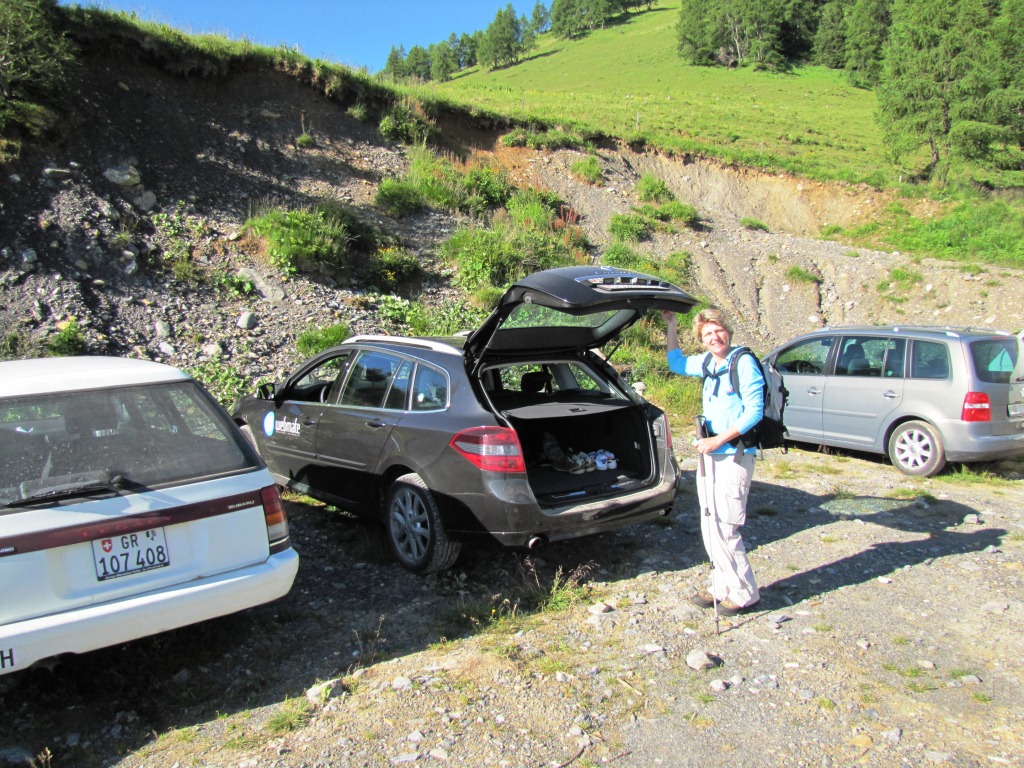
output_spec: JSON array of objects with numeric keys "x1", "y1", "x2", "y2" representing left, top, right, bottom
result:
[{"x1": 263, "y1": 411, "x2": 276, "y2": 437}]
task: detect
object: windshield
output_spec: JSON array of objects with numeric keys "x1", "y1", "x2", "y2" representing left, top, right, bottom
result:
[
  {"x1": 969, "y1": 338, "x2": 1018, "y2": 384},
  {"x1": 0, "y1": 380, "x2": 256, "y2": 506}
]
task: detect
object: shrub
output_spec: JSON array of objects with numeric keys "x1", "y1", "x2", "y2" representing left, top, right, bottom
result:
[
  {"x1": 441, "y1": 220, "x2": 580, "y2": 292},
  {"x1": 507, "y1": 188, "x2": 556, "y2": 230},
  {"x1": 570, "y1": 156, "x2": 603, "y2": 185},
  {"x1": 608, "y1": 213, "x2": 652, "y2": 242},
  {"x1": 365, "y1": 247, "x2": 421, "y2": 291},
  {"x1": 376, "y1": 178, "x2": 424, "y2": 216},
  {"x1": 740, "y1": 217, "x2": 770, "y2": 232},
  {"x1": 188, "y1": 360, "x2": 250, "y2": 407},
  {"x1": 296, "y1": 322, "x2": 350, "y2": 358},
  {"x1": 602, "y1": 242, "x2": 653, "y2": 272},
  {"x1": 378, "y1": 100, "x2": 432, "y2": 144},
  {"x1": 463, "y1": 163, "x2": 514, "y2": 209},
  {"x1": 246, "y1": 201, "x2": 376, "y2": 278},
  {"x1": 785, "y1": 265, "x2": 820, "y2": 284},
  {"x1": 0, "y1": 0, "x2": 76, "y2": 103},
  {"x1": 659, "y1": 200, "x2": 701, "y2": 228},
  {"x1": 46, "y1": 318, "x2": 85, "y2": 356},
  {"x1": 636, "y1": 173, "x2": 674, "y2": 204},
  {"x1": 347, "y1": 102, "x2": 368, "y2": 122},
  {"x1": 296, "y1": 132, "x2": 314, "y2": 148}
]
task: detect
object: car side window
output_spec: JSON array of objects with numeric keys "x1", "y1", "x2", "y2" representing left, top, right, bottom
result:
[
  {"x1": 910, "y1": 341, "x2": 950, "y2": 379},
  {"x1": 295, "y1": 353, "x2": 350, "y2": 403},
  {"x1": 776, "y1": 337, "x2": 833, "y2": 375},
  {"x1": 338, "y1": 351, "x2": 400, "y2": 408},
  {"x1": 383, "y1": 360, "x2": 413, "y2": 410},
  {"x1": 882, "y1": 338, "x2": 906, "y2": 378},
  {"x1": 835, "y1": 336, "x2": 901, "y2": 377},
  {"x1": 412, "y1": 365, "x2": 448, "y2": 411}
]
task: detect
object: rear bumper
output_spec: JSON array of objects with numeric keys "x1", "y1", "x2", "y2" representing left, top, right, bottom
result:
[
  {"x1": 0, "y1": 548, "x2": 298, "y2": 676},
  {"x1": 943, "y1": 426, "x2": 1024, "y2": 462},
  {"x1": 462, "y1": 469, "x2": 680, "y2": 547}
]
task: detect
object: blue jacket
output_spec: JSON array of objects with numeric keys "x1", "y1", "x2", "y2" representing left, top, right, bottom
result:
[{"x1": 667, "y1": 346, "x2": 765, "y2": 455}]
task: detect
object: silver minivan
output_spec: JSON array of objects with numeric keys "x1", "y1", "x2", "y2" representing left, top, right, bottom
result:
[{"x1": 764, "y1": 326, "x2": 1024, "y2": 476}]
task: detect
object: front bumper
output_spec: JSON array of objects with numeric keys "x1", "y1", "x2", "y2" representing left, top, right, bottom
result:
[{"x1": 0, "y1": 548, "x2": 298, "y2": 676}]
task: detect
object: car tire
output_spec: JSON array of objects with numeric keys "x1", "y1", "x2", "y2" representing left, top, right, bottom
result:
[
  {"x1": 888, "y1": 420, "x2": 946, "y2": 477},
  {"x1": 385, "y1": 473, "x2": 461, "y2": 574}
]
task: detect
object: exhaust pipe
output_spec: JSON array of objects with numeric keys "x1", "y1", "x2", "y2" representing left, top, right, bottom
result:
[{"x1": 527, "y1": 535, "x2": 546, "y2": 550}]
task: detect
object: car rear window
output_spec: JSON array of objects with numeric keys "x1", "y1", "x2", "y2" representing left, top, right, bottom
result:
[
  {"x1": 969, "y1": 338, "x2": 1018, "y2": 384},
  {"x1": 0, "y1": 380, "x2": 256, "y2": 505}
]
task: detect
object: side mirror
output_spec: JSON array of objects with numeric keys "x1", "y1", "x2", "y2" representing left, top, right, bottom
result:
[{"x1": 256, "y1": 382, "x2": 276, "y2": 400}]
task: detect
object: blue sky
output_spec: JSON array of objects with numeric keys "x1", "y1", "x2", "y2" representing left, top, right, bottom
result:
[{"x1": 77, "y1": 1, "x2": 538, "y2": 73}]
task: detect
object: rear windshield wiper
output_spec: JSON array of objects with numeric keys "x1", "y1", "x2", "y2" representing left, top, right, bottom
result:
[{"x1": 3, "y1": 473, "x2": 130, "y2": 508}]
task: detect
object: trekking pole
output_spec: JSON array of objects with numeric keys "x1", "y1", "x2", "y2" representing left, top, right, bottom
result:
[{"x1": 695, "y1": 416, "x2": 720, "y2": 636}]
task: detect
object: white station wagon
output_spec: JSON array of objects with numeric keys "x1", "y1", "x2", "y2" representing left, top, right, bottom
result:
[{"x1": 0, "y1": 357, "x2": 299, "y2": 676}]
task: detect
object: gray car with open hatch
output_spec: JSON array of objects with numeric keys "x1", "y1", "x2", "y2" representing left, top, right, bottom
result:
[{"x1": 232, "y1": 266, "x2": 698, "y2": 573}]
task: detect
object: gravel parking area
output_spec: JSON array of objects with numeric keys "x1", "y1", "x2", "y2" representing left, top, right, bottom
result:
[{"x1": 2, "y1": 446, "x2": 1021, "y2": 768}]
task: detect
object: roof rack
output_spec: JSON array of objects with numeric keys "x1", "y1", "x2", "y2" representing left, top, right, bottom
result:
[{"x1": 343, "y1": 335, "x2": 462, "y2": 355}]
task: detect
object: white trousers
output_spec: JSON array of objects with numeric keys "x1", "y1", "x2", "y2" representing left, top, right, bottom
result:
[{"x1": 695, "y1": 451, "x2": 759, "y2": 607}]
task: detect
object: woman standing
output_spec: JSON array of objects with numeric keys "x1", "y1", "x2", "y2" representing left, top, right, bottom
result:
[{"x1": 663, "y1": 308, "x2": 763, "y2": 615}]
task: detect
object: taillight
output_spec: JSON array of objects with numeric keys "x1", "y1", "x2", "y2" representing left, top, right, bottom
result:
[
  {"x1": 449, "y1": 426, "x2": 526, "y2": 472},
  {"x1": 961, "y1": 392, "x2": 991, "y2": 422},
  {"x1": 260, "y1": 485, "x2": 292, "y2": 553}
]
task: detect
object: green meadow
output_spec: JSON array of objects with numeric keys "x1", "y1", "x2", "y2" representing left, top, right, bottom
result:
[{"x1": 423, "y1": 1, "x2": 894, "y2": 186}]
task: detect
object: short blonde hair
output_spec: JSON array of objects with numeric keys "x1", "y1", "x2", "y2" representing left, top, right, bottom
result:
[{"x1": 691, "y1": 308, "x2": 733, "y2": 344}]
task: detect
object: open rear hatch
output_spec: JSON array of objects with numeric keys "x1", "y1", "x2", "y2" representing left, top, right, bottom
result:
[{"x1": 465, "y1": 267, "x2": 698, "y2": 505}]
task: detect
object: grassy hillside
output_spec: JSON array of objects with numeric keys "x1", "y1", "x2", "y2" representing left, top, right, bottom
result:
[{"x1": 424, "y1": 1, "x2": 894, "y2": 186}]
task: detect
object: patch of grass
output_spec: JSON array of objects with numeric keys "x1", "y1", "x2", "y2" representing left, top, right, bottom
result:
[
  {"x1": 785, "y1": 265, "x2": 820, "y2": 284},
  {"x1": 827, "y1": 485, "x2": 856, "y2": 500},
  {"x1": 376, "y1": 178, "x2": 425, "y2": 216},
  {"x1": 46, "y1": 318, "x2": 86, "y2": 356},
  {"x1": 295, "y1": 322, "x2": 350, "y2": 358},
  {"x1": 659, "y1": 200, "x2": 701, "y2": 228},
  {"x1": 938, "y1": 465, "x2": 1013, "y2": 487},
  {"x1": 970, "y1": 692, "x2": 993, "y2": 703},
  {"x1": 811, "y1": 623, "x2": 833, "y2": 633},
  {"x1": 209, "y1": 269, "x2": 255, "y2": 297},
  {"x1": 740, "y1": 217, "x2": 769, "y2": 232},
  {"x1": 296, "y1": 132, "x2": 314, "y2": 148},
  {"x1": 892, "y1": 635, "x2": 910, "y2": 646},
  {"x1": 570, "y1": 155, "x2": 603, "y2": 185},
  {"x1": 246, "y1": 200, "x2": 376, "y2": 279},
  {"x1": 608, "y1": 212, "x2": 653, "y2": 242},
  {"x1": 379, "y1": 98, "x2": 433, "y2": 144},
  {"x1": 264, "y1": 698, "x2": 311, "y2": 735},
  {"x1": 188, "y1": 360, "x2": 251, "y2": 407},
  {"x1": 364, "y1": 247, "x2": 422, "y2": 291},
  {"x1": 817, "y1": 697, "x2": 837, "y2": 710},
  {"x1": 636, "y1": 173, "x2": 673, "y2": 204}
]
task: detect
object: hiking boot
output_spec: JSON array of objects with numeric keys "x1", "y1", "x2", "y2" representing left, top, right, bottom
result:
[
  {"x1": 689, "y1": 591, "x2": 717, "y2": 609},
  {"x1": 717, "y1": 598, "x2": 761, "y2": 616},
  {"x1": 543, "y1": 432, "x2": 580, "y2": 473}
]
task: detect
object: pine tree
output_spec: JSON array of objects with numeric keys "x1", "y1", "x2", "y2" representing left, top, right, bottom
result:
[
  {"x1": 383, "y1": 45, "x2": 407, "y2": 81},
  {"x1": 877, "y1": 0, "x2": 1000, "y2": 172},
  {"x1": 813, "y1": 1, "x2": 848, "y2": 68},
  {"x1": 844, "y1": 0, "x2": 889, "y2": 86}
]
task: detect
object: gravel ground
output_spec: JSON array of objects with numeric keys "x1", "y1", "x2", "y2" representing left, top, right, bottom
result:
[{"x1": 2, "y1": 447, "x2": 1022, "y2": 768}]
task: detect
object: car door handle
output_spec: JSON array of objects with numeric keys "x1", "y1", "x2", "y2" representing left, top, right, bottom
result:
[
  {"x1": 303, "y1": 417, "x2": 318, "y2": 425},
  {"x1": 883, "y1": 391, "x2": 901, "y2": 399},
  {"x1": 367, "y1": 418, "x2": 389, "y2": 429},
  {"x1": 806, "y1": 387, "x2": 821, "y2": 396}
]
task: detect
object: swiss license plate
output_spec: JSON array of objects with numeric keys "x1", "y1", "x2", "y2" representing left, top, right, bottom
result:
[
  {"x1": 1009, "y1": 402, "x2": 1024, "y2": 418},
  {"x1": 92, "y1": 527, "x2": 170, "y2": 581}
]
